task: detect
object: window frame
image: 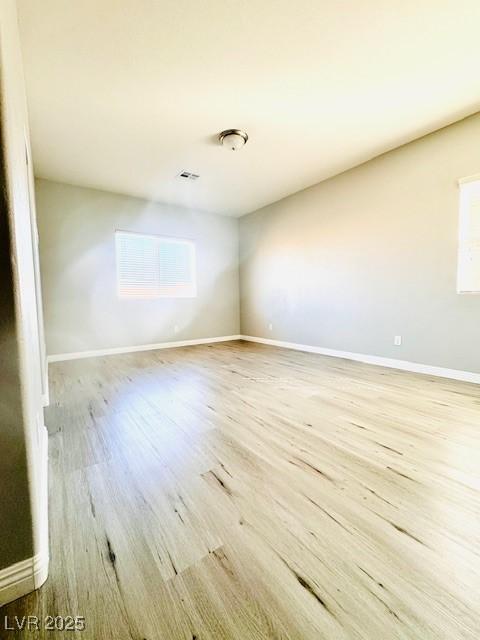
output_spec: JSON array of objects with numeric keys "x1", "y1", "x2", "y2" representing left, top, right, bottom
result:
[
  {"x1": 457, "y1": 175, "x2": 480, "y2": 295},
  {"x1": 115, "y1": 229, "x2": 197, "y2": 300}
]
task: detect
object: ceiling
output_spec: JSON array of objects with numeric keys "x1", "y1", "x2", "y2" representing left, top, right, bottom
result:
[{"x1": 18, "y1": 0, "x2": 480, "y2": 216}]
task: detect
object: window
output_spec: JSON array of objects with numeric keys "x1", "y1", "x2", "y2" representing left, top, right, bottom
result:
[
  {"x1": 457, "y1": 177, "x2": 480, "y2": 293},
  {"x1": 116, "y1": 231, "x2": 196, "y2": 298}
]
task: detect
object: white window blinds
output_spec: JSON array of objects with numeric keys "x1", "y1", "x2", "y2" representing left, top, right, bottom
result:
[
  {"x1": 458, "y1": 178, "x2": 480, "y2": 293},
  {"x1": 116, "y1": 231, "x2": 196, "y2": 298}
]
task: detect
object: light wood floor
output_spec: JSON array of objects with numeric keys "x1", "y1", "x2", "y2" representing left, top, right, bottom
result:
[{"x1": 2, "y1": 340, "x2": 480, "y2": 639}]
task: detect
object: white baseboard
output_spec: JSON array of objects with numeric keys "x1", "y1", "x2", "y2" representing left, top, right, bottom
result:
[
  {"x1": 0, "y1": 551, "x2": 48, "y2": 607},
  {"x1": 47, "y1": 335, "x2": 242, "y2": 363},
  {"x1": 47, "y1": 333, "x2": 480, "y2": 383},
  {"x1": 240, "y1": 335, "x2": 480, "y2": 384}
]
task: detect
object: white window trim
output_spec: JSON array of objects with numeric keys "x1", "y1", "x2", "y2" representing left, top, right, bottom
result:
[
  {"x1": 115, "y1": 230, "x2": 197, "y2": 299},
  {"x1": 457, "y1": 178, "x2": 480, "y2": 295}
]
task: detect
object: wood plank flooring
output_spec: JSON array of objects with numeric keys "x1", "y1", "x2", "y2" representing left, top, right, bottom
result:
[{"x1": 2, "y1": 340, "x2": 480, "y2": 639}]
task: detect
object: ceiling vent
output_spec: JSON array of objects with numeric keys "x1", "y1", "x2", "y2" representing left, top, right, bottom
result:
[{"x1": 177, "y1": 171, "x2": 200, "y2": 181}]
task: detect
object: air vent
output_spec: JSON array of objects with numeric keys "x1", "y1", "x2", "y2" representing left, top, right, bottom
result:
[{"x1": 177, "y1": 171, "x2": 200, "y2": 181}]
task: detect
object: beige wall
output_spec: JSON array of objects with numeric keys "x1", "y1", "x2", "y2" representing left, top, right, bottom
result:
[
  {"x1": 240, "y1": 112, "x2": 480, "y2": 374},
  {"x1": 0, "y1": 0, "x2": 48, "y2": 584},
  {"x1": 36, "y1": 179, "x2": 240, "y2": 355}
]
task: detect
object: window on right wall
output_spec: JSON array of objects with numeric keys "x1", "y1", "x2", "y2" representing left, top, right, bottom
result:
[{"x1": 457, "y1": 177, "x2": 480, "y2": 293}]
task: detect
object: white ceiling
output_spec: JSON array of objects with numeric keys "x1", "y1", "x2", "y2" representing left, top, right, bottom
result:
[{"x1": 18, "y1": 0, "x2": 480, "y2": 216}]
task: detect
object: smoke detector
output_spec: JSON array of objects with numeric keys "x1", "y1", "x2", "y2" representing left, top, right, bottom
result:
[
  {"x1": 219, "y1": 129, "x2": 248, "y2": 151},
  {"x1": 177, "y1": 171, "x2": 200, "y2": 181}
]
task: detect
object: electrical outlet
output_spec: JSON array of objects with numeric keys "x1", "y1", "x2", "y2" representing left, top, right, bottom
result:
[
  {"x1": 394, "y1": 335, "x2": 402, "y2": 346},
  {"x1": 268, "y1": 323, "x2": 273, "y2": 331}
]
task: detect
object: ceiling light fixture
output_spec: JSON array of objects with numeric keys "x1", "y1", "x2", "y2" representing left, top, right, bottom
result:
[{"x1": 219, "y1": 129, "x2": 248, "y2": 151}]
